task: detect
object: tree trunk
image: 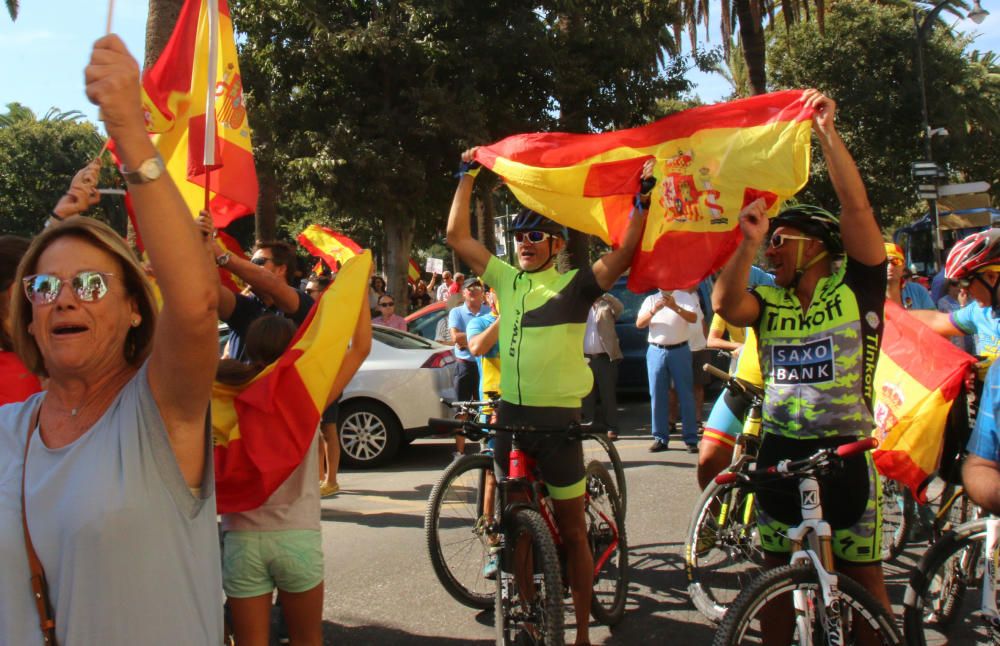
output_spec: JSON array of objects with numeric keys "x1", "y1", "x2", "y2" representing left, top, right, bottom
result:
[
  {"x1": 384, "y1": 215, "x2": 415, "y2": 318},
  {"x1": 474, "y1": 180, "x2": 497, "y2": 256},
  {"x1": 144, "y1": 0, "x2": 185, "y2": 69},
  {"x1": 255, "y1": 164, "x2": 278, "y2": 242},
  {"x1": 735, "y1": 0, "x2": 767, "y2": 95}
]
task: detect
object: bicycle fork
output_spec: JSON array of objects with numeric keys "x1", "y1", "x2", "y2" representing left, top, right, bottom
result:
[{"x1": 787, "y1": 475, "x2": 844, "y2": 646}]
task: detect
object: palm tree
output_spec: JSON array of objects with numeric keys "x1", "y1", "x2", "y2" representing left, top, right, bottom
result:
[{"x1": 5, "y1": 0, "x2": 18, "y2": 20}]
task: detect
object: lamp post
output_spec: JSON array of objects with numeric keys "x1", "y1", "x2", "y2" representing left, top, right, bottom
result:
[{"x1": 913, "y1": 0, "x2": 989, "y2": 265}]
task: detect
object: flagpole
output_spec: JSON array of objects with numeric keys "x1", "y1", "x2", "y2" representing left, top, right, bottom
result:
[
  {"x1": 203, "y1": 0, "x2": 220, "y2": 216},
  {"x1": 105, "y1": 0, "x2": 115, "y2": 33}
]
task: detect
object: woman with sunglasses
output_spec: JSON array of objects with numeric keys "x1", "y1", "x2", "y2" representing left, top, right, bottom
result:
[
  {"x1": 713, "y1": 89, "x2": 892, "y2": 639},
  {"x1": 0, "y1": 36, "x2": 223, "y2": 644}
]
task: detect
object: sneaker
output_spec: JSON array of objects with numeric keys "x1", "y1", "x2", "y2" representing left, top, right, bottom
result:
[
  {"x1": 649, "y1": 439, "x2": 669, "y2": 453},
  {"x1": 319, "y1": 482, "x2": 340, "y2": 498},
  {"x1": 483, "y1": 553, "x2": 499, "y2": 580},
  {"x1": 686, "y1": 443, "x2": 699, "y2": 454}
]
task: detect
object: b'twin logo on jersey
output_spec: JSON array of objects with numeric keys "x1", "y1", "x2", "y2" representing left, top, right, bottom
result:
[{"x1": 509, "y1": 307, "x2": 522, "y2": 357}]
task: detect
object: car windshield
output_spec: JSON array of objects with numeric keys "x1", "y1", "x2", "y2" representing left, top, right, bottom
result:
[{"x1": 373, "y1": 325, "x2": 436, "y2": 350}]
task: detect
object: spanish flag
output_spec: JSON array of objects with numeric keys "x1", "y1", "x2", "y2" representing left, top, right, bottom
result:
[
  {"x1": 473, "y1": 91, "x2": 813, "y2": 291},
  {"x1": 141, "y1": 0, "x2": 257, "y2": 227},
  {"x1": 215, "y1": 229, "x2": 248, "y2": 293},
  {"x1": 408, "y1": 259, "x2": 421, "y2": 285},
  {"x1": 872, "y1": 301, "x2": 976, "y2": 503},
  {"x1": 212, "y1": 251, "x2": 372, "y2": 513},
  {"x1": 297, "y1": 224, "x2": 363, "y2": 270}
]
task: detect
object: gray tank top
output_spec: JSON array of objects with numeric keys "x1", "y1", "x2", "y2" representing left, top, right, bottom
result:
[{"x1": 17, "y1": 363, "x2": 223, "y2": 645}]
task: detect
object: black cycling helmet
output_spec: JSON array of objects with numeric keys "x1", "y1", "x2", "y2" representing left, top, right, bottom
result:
[
  {"x1": 769, "y1": 204, "x2": 843, "y2": 255},
  {"x1": 510, "y1": 208, "x2": 567, "y2": 238}
]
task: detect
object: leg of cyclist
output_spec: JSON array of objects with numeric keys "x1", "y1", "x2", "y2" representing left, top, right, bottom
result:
[
  {"x1": 756, "y1": 552, "x2": 794, "y2": 646},
  {"x1": 697, "y1": 389, "x2": 746, "y2": 488},
  {"x1": 697, "y1": 440, "x2": 735, "y2": 489},
  {"x1": 552, "y1": 494, "x2": 593, "y2": 646},
  {"x1": 837, "y1": 562, "x2": 890, "y2": 612}
]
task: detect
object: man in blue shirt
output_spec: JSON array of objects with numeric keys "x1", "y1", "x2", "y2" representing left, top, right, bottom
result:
[
  {"x1": 447, "y1": 276, "x2": 490, "y2": 456},
  {"x1": 917, "y1": 230, "x2": 1000, "y2": 514}
]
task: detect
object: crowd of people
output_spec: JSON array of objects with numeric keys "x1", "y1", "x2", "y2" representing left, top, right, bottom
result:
[{"x1": 1, "y1": 35, "x2": 998, "y2": 646}]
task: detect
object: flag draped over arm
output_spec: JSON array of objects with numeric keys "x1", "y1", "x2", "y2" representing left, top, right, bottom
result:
[
  {"x1": 872, "y1": 301, "x2": 976, "y2": 503},
  {"x1": 473, "y1": 90, "x2": 813, "y2": 291},
  {"x1": 140, "y1": 0, "x2": 257, "y2": 227},
  {"x1": 211, "y1": 251, "x2": 372, "y2": 513},
  {"x1": 297, "y1": 224, "x2": 363, "y2": 269}
]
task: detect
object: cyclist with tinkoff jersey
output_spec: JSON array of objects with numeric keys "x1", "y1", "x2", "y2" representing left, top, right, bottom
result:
[
  {"x1": 713, "y1": 90, "x2": 891, "y2": 638},
  {"x1": 447, "y1": 149, "x2": 652, "y2": 646}
]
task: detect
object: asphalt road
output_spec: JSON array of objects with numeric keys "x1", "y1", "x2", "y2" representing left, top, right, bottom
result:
[{"x1": 304, "y1": 395, "x2": 918, "y2": 645}]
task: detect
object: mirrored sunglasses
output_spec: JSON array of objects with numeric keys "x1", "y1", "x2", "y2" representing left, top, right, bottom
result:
[
  {"x1": 22, "y1": 271, "x2": 115, "y2": 305},
  {"x1": 769, "y1": 233, "x2": 814, "y2": 249},
  {"x1": 514, "y1": 230, "x2": 553, "y2": 244}
]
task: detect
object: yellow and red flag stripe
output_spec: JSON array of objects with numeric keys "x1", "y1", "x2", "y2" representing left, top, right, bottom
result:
[
  {"x1": 141, "y1": 0, "x2": 257, "y2": 227},
  {"x1": 473, "y1": 90, "x2": 813, "y2": 290},
  {"x1": 872, "y1": 301, "x2": 976, "y2": 503},
  {"x1": 215, "y1": 229, "x2": 248, "y2": 293},
  {"x1": 297, "y1": 224, "x2": 362, "y2": 271},
  {"x1": 408, "y1": 259, "x2": 421, "y2": 285},
  {"x1": 212, "y1": 251, "x2": 372, "y2": 513}
]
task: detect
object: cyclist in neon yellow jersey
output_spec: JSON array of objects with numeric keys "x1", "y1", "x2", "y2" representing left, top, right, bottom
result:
[
  {"x1": 447, "y1": 149, "x2": 652, "y2": 646},
  {"x1": 713, "y1": 90, "x2": 891, "y2": 634}
]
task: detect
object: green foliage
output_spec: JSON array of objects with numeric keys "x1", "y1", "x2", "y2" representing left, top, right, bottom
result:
[
  {"x1": 0, "y1": 107, "x2": 119, "y2": 237},
  {"x1": 5, "y1": 0, "x2": 18, "y2": 21},
  {"x1": 230, "y1": 0, "x2": 691, "y2": 280},
  {"x1": 767, "y1": 0, "x2": 999, "y2": 228}
]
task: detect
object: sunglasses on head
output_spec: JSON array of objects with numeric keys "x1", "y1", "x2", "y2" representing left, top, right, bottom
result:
[
  {"x1": 514, "y1": 230, "x2": 553, "y2": 244},
  {"x1": 250, "y1": 256, "x2": 272, "y2": 266},
  {"x1": 22, "y1": 271, "x2": 115, "y2": 306},
  {"x1": 769, "y1": 233, "x2": 815, "y2": 249}
]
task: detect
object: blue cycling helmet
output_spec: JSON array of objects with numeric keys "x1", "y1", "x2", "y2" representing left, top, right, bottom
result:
[
  {"x1": 769, "y1": 204, "x2": 843, "y2": 255},
  {"x1": 510, "y1": 208, "x2": 567, "y2": 239}
]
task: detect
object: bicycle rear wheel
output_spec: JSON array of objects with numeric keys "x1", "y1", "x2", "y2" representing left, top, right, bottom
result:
[
  {"x1": 495, "y1": 508, "x2": 565, "y2": 646},
  {"x1": 585, "y1": 432, "x2": 627, "y2": 517},
  {"x1": 714, "y1": 562, "x2": 902, "y2": 645},
  {"x1": 424, "y1": 453, "x2": 495, "y2": 609},
  {"x1": 903, "y1": 520, "x2": 993, "y2": 646},
  {"x1": 584, "y1": 460, "x2": 628, "y2": 626},
  {"x1": 686, "y1": 477, "x2": 763, "y2": 622}
]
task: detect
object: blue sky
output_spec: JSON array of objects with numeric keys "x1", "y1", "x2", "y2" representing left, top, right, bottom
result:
[{"x1": 1, "y1": 1, "x2": 997, "y2": 128}]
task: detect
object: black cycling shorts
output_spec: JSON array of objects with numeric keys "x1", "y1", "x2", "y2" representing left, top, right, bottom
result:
[{"x1": 493, "y1": 401, "x2": 585, "y2": 500}]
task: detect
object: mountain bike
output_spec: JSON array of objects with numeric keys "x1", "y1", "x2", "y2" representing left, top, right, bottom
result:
[
  {"x1": 903, "y1": 512, "x2": 998, "y2": 645},
  {"x1": 685, "y1": 363, "x2": 765, "y2": 622},
  {"x1": 425, "y1": 415, "x2": 627, "y2": 645},
  {"x1": 711, "y1": 437, "x2": 902, "y2": 645}
]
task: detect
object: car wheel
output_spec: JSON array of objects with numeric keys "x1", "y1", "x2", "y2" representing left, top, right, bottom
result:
[{"x1": 339, "y1": 400, "x2": 403, "y2": 469}]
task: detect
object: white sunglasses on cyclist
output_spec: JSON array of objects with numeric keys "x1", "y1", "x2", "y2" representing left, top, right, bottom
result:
[
  {"x1": 769, "y1": 233, "x2": 815, "y2": 249},
  {"x1": 514, "y1": 231, "x2": 554, "y2": 244}
]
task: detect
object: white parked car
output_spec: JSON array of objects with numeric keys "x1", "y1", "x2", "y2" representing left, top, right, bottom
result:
[{"x1": 339, "y1": 325, "x2": 457, "y2": 468}]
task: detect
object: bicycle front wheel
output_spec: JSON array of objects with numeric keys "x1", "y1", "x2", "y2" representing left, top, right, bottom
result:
[
  {"x1": 880, "y1": 476, "x2": 910, "y2": 562},
  {"x1": 424, "y1": 453, "x2": 495, "y2": 609},
  {"x1": 713, "y1": 562, "x2": 902, "y2": 645},
  {"x1": 685, "y1": 477, "x2": 763, "y2": 622},
  {"x1": 495, "y1": 508, "x2": 565, "y2": 646},
  {"x1": 903, "y1": 519, "x2": 992, "y2": 645},
  {"x1": 584, "y1": 460, "x2": 628, "y2": 626}
]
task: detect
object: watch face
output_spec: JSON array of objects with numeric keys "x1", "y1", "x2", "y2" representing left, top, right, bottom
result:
[{"x1": 140, "y1": 157, "x2": 164, "y2": 181}]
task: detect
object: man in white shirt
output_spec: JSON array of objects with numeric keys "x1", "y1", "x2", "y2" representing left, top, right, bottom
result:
[{"x1": 636, "y1": 289, "x2": 700, "y2": 452}]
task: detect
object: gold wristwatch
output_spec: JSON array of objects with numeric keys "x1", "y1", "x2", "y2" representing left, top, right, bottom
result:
[{"x1": 120, "y1": 154, "x2": 166, "y2": 185}]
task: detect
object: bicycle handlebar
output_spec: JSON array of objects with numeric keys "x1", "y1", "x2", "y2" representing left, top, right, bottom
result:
[
  {"x1": 427, "y1": 416, "x2": 599, "y2": 439},
  {"x1": 713, "y1": 437, "x2": 879, "y2": 486},
  {"x1": 702, "y1": 363, "x2": 765, "y2": 403}
]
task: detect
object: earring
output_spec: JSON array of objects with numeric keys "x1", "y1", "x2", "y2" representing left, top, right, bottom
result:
[{"x1": 131, "y1": 319, "x2": 140, "y2": 327}]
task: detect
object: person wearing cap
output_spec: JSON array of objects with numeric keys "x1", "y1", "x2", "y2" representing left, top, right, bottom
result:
[
  {"x1": 885, "y1": 242, "x2": 934, "y2": 310},
  {"x1": 448, "y1": 276, "x2": 490, "y2": 457},
  {"x1": 713, "y1": 89, "x2": 891, "y2": 628},
  {"x1": 446, "y1": 147, "x2": 651, "y2": 646}
]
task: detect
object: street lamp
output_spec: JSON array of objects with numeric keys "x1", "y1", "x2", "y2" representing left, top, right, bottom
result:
[{"x1": 912, "y1": 0, "x2": 990, "y2": 263}]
